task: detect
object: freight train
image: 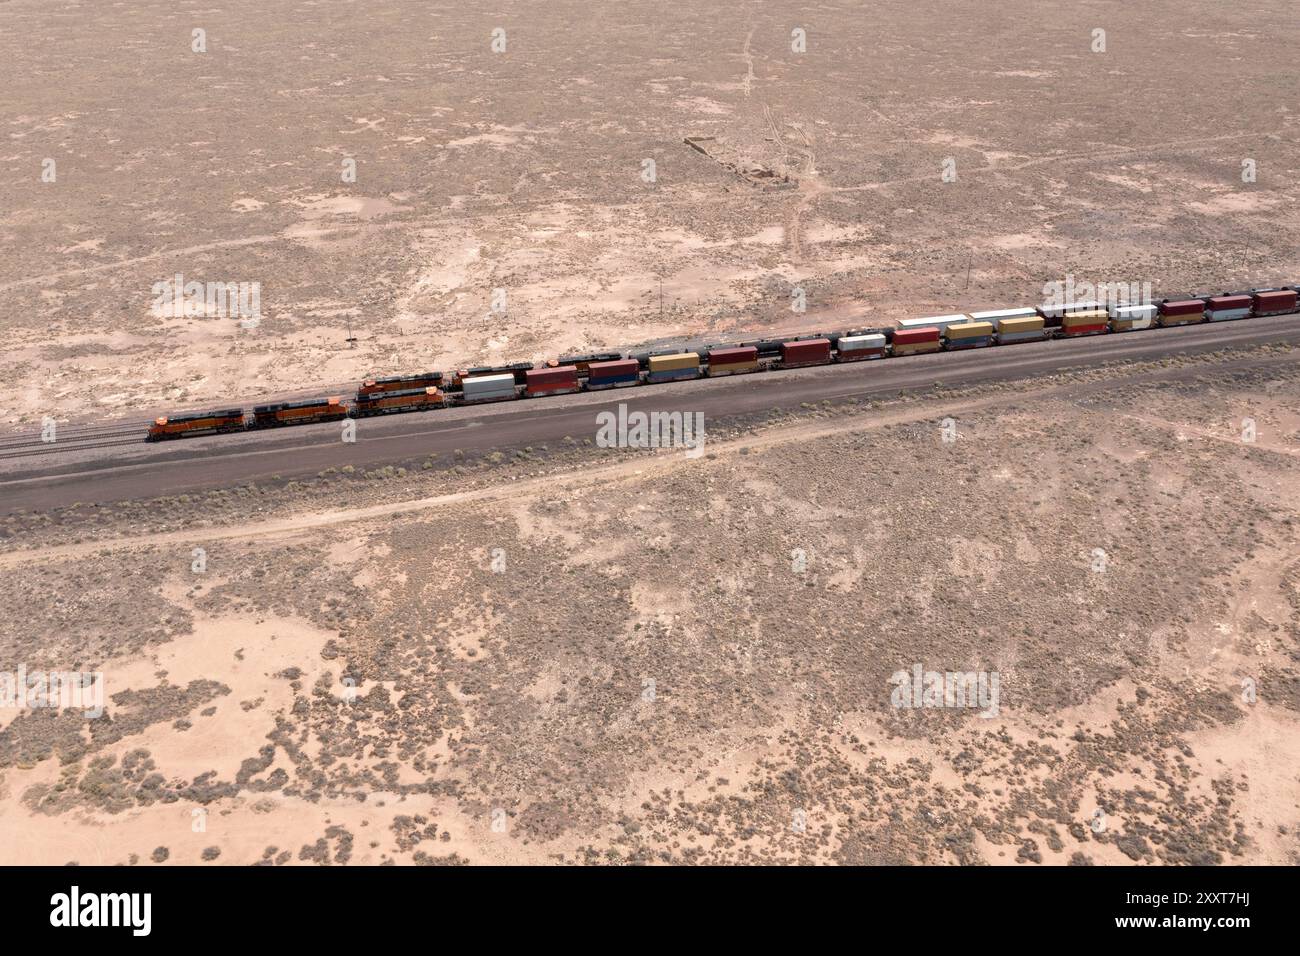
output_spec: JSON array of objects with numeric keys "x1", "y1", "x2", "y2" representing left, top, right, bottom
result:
[{"x1": 146, "y1": 285, "x2": 1300, "y2": 441}]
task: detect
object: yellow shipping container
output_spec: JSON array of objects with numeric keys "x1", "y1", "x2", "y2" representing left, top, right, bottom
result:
[
  {"x1": 648, "y1": 352, "x2": 701, "y2": 373},
  {"x1": 999, "y1": 316, "x2": 1044, "y2": 334},
  {"x1": 1063, "y1": 309, "x2": 1109, "y2": 326},
  {"x1": 946, "y1": 321, "x2": 994, "y2": 339}
]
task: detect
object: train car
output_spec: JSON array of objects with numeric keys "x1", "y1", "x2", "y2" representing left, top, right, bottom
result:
[
  {"x1": 1110, "y1": 304, "x2": 1157, "y2": 332},
  {"x1": 944, "y1": 321, "x2": 994, "y2": 350},
  {"x1": 525, "y1": 365, "x2": 581, "y2": 397},
  {"x1": 1059, "y1": 309, "x2": 1110, "y2": 337},
  {"x1": 835, "y1": 332, "x2": 887, "y2": 361},
  {"x1": 736, "y1": 339, "x2": 785, "y2": 359},
  {"x1": 779, "y1": 338, "x2": 832, "y2": 368},
  {"x1": 451, "y1": 362, "x2": 533, "y2": 389},
  {"x1": 1206, "y1": 294, "x2": 1253, "y2": 322},
  {"x1": 357, "y1": 371, "x2": 443, "y2": 398},
  {"x1": 1037, "y1": 300, "x2": 1103, "y2": 324},
  {"x1": 459, "y1": 373, "x2": 520, "y2": 403},
  {"x1": 250, "y1": 397, "x2": 348, "y2": 428},
  {"x1": 352, "y1": 386, "x2": 445, "y2": 417},
  {"x1": 706, "y1": 346, "x2": 760, "y2": 376},
  {"x1": 892, "y1": 326, "x2": 942, "y2": 356},
  {"x1": 646, "y1": 352, "x2": 701, "y2": 383},
  {"x1": 1253, "y1": 289, "x2": 1298, "y2": 316},
  {"x1": 994, "y1": 315, "x2": 1046, "y2": 344},
  {"x1": 585, "y1": 358, "x2": 641, "y2": 390},
  {"x1": 147, "y1": 408, "x2": 245, "y2": 441},
  {"x1": 557, "y1": 352, "x2": 623, "y2": 374},
  {"x1": 1158, "y1": 298, "x2": 1207, "y2": 327}
]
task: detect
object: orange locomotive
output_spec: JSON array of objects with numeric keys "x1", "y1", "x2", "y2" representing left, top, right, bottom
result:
[
  {"x1": 147, "y1": 409, "x2": 246, "y2": 441},
  {"x1": 249, "y1": 397, "x2": 347, "y2": 429},
  {"x1": 351, "y1": 386, "x2": 445, "y2": 416}
]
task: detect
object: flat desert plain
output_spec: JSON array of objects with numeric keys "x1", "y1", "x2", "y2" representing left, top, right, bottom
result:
[{"x1": 0, "y1": 0, "x2": 1298, "y2": 866}]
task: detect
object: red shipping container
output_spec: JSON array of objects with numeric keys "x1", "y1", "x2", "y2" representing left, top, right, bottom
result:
[
  {"x1": 1254, "y1": 289, "x2": 1298, "y2": 315},
  {"x1": 708, "y1": 346, "x2": 759, "y2": 365},
  {"x1": 1160, "y1": 299, "x2": 1206, "y2": 317},
  {"x1": 893, "y1": 327, "x2": 941, "y2": 345},
  {"x1": 780, "y1": 338, "x2": 832, "y2": 366},
  {"x1": 587, "y1": 358, "x2": 641, "y2": 380},
  {"x1": 1059, "y1": 323, "x2": 1108, "y2": 336},
  {"x1": 1208, "y1": 294, "x2": 1252, "y2": 312},
  {"x1": 525, "y1": 365, "x2": 580, "y2": 394}
]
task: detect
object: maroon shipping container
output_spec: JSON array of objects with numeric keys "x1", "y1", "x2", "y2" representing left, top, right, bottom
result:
[
  {"x1": 893, "y1": 327, "x2": 941, "y2": 345},
  {"x1": 780, "y1": 338, "x2": 832, "y2": 366},
  {"x1": 1159, "y1": 299, "x2": 1206, "y2": 317},
  {"x1": 525, "y1": 365, "x2": 580, "y2": 395},
  {"x1": 1254, "y1": 289, "x2": 1298, "y2": 315},
  {"x1": 587, "y1": 358, "x2": 641, "y2": 381},
  {"x1": 1208, "y1": 294, "x2": 1252, "y2": 312},
  {"x1": 708, "y1": 346, "x2": 759, "y2": 365}
]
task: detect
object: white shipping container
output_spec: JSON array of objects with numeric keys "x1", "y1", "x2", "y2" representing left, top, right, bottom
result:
[
  {"x1": 461, "y1": 373, "x2": 518, "y2": 399},
  {"x1": 899, "y1": 314, "x2": 970, "y2": 332},
  {"x1": 838, "y1": 333, "x2": 886, "y2": 351}
]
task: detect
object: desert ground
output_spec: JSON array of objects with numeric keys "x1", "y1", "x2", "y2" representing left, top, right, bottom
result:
[
  {"x1": 1, "y1": 349, "x2": 1298, "y2": 864},
  {"x1": 1, "y1": 0, "x2": 1299, "y2": 866},
  {"x1": 1, "y1": 0, "x2": 1299, "y2": 424}
]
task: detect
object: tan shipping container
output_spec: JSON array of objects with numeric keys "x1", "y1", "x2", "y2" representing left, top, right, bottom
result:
[
  {"x1": 998, "y1": 316, "x2": 1044, "y2": 334},
  {"x1": 946, "y1": 321, "x2": 994, "y2": 339},
  {"x1": 1062, "y1": 309, "x2": 1109, "y2": 326},
  {"x1": 648, "y1": 352, "x2": 700, "y2": 373}
]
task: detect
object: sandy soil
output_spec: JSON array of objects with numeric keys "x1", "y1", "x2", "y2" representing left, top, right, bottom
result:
[
  {"x1": 1, "y1": 351, "x2": 1297, "y2": 864},
  {"x1": 3, "y1": 0, "x2": 1299, "y2": 424}
]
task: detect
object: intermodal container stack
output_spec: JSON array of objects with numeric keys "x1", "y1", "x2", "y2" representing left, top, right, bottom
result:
[
  {"x1": 460, "y1": 373, "x2": 519, "y2": 403},
  {"x1": 892, "y1": 327, "x2": 942, "y2": 356},
  {"x1": 1059, "y1": 309, "x2": 1109, "y2": 337},
  {"x1": 585, "y1": 358, "x2": 641, "y2": 389},
  {"x1": 1253, "y1": 289, "x2": 1298, "y2": 316},
  {"x1": 835, "y1": 332, "x2": 887, "y2": 361},
  {"x1": 944, "y1": 320, "x2": 994, "y2": 350},
  {"x1": 970, "y1": 307, "x2": 1037, "y2": 327},
  {"x1": 1038, "y1": 301, "x2": 1102, "y2": 327},
  {"x1": 706, "y1": 346, "x2": 760, "y2": 376},
  {"x1": 779, "y1": 338, "x2": 832, "y2": 367},
  {"x1": 647, "y1": 352, "x2": 701, "y2": 383},
  {"x1": 558, "y1": 352, "x2": 623, "y2": 373},
  {"x1": 994, "y1": 315, "x2": 1046, "y2": 344},
  {"x1": 525, "y1": 365, "x2": 581, "y2": 396},
  {"x1": 1110, "y1": 304, "x2": 1157, "y2": 332},
  {"x1": 1206, "y1": 294, "x2": 1253, "y2": 322},
  {"x1": 1158, "y1": 299, "x2": 1207, "y2": 326}
]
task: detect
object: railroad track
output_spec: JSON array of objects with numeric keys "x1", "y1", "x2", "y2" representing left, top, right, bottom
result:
[{"x1": 0, "y1": 425, "x2": 146, "y2": 460}]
